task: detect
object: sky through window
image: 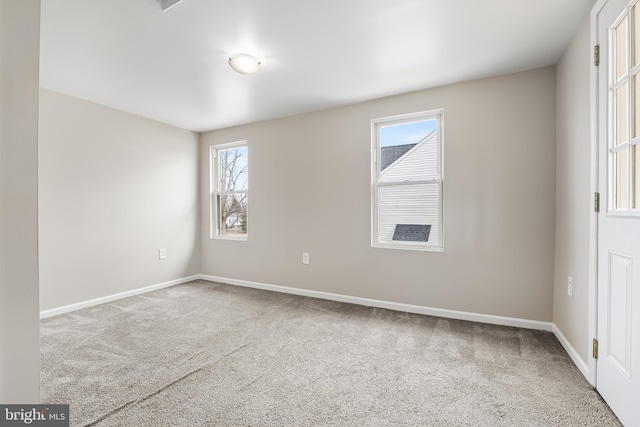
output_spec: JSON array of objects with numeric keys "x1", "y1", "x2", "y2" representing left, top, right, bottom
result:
[{"x1": 380, "y1": 119, "x2": 437, "y2": 147}]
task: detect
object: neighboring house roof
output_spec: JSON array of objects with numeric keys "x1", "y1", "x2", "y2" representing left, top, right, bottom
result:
[
  {"x1": 380, "y1": 130, "x2": 437, "y2": 172},
  {"x1": 392, "y1": 224, "x2": 431, "y2": 242},
  {"x1": 380, "y1": 143, "x2": 416, "y2": 171}
]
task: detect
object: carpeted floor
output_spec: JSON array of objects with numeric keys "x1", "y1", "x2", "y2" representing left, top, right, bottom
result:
[{"x1": 40, "y1": 280, "x2": 620, "y2": 426}]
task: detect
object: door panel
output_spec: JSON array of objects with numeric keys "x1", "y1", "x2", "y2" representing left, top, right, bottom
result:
[{"x1": 607, "y1": 251, "x2": 632, "y2": 377}]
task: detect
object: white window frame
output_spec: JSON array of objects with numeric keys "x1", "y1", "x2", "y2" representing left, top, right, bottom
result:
[
  {"x1": 210, "y1": 140, "x2": 249, "y2": 241},
  {"x1": 371, "y1": 109, "x2": 444, "y2": 251}
]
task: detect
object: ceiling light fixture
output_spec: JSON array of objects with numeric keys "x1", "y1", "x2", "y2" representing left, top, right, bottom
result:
[{"x1": 228, "y1": 54, "x2": 262, "y2": 75}]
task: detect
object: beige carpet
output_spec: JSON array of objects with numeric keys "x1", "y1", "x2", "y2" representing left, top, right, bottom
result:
[{"x1": 40, "y1": 280, "x2": 620, "y2": 426}]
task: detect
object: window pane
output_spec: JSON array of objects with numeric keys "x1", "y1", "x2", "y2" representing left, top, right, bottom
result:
[
  {"x1": 617, "y1": 83, "x2": 628, "y2": 145},
  {"x1": 617, "y1": 16, "x2": 628, "y2": 81},
  {"x1": 218, "y1": 146, "x2": 248, "y2": 192},
  {"x1": 634, "y1": 144, "x2": 640, "y2": 208},
  {"x1": 634, "y1": 74, "x2": 640, "y2": 138},
  {"x1": 634, "y1": 5, "x2": 640, "y2": 67},
  {"x1": 378, "y1": 183, "x2": 439, "y2": 246},
  {"x1": 616, "y1": 149, "x2": 629, "y2": 210},
  {"x1": 217, "y1": 193, "x2": 248, "y2": 236},
  {"x1": 379, "y1": 119, "x2": 438, "y2": 182}
]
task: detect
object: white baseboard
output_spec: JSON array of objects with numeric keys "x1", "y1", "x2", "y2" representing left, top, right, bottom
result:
[
  {"x1": 552, "y1": 324, "x2": 590, "y2": 381},
  {"x1": 197, "y1": 274, "x2": 554, "y2": 332},
  {"x1": 39, "y1": 275, "x2": 201, "y2": 319}
]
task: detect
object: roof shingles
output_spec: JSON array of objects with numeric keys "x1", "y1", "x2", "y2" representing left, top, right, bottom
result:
[
  {"x1": 380, "y1": 143, "x2": 416, "y2": 171},
  {"x1": 392, "y1": 224, "x2": 431, "y2": 242}
]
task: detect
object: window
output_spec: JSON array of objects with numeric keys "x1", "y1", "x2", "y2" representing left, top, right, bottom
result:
[
  {"x1": 371, "y1": 110, "x2": 443, "y2": 251},
  {"x1": 211, "y1": 141, "x2": 248, "y2": 239},
  {"x1": 610, "y1": 6, "x2": 640, "y2": 213}
]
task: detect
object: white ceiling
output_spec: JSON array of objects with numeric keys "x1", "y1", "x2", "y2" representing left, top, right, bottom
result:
[{"x1": 39, "y1": 0, "x2": 592, "y2": 133}]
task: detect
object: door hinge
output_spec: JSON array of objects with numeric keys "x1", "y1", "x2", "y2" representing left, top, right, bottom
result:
[
  {"x1": 595, "y1": 192, "x2": 600, "y2": 213},
  {"x1": 594, "y1": 45, "x2": 600, "y2": 66},
  {"x1": 593, "y1": 338, "x2": 599, "y2": 359}
]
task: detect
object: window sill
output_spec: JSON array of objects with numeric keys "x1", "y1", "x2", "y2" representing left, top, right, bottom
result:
[
  {"x1": 213, "y1": 235, "x2": 248, "y2": 241},
  {"x1": 372, "y1": 242, "x2": 443, "y2": 252}
]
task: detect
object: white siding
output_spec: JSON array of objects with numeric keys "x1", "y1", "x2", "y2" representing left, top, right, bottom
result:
[
  {"x1": 378, "y1": 183, "x2": 440, "y2": 246},
  {"x1": 380, "y1": 130, "x2": 438, "y2": 182}
]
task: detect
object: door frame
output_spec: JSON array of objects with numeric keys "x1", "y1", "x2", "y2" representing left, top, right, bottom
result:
[{"x1": 588, "y1": 0, "x2": 608, "y2": 388}]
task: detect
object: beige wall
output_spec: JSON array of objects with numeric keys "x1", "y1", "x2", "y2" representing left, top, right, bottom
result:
[
  {"x1": 201, "y1": 67, "x2": 557, "y2": 321},
  {"x1": 0, "y1": 0, "x2": 41, "y2": 403},
  {"x1": 554, "y1": 15, "x2": 591, "y2": 364},
  {"x1": 39, "y1": 89, "x2": 201, "y2": 311}
]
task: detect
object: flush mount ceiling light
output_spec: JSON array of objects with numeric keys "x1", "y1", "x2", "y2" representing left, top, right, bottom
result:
[{"x1": 228, "y1": 54, "x2": 262, "y2": 75}]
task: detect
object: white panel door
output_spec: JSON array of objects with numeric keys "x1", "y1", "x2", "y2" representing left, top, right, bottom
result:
[{"x1": 597, "y1": 0, "x2": 640, "y2": 425}]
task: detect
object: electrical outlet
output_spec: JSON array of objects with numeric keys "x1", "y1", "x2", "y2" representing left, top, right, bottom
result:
[
  {"x1": 567, "y1": 276, "x2": 573, "y2": 297},
  {"x1": 302, "y1": 252, "x2": 309, "y2": 265},
  {"x1": 159, "y1": 248, "x2": 167, "y2": 260}
]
